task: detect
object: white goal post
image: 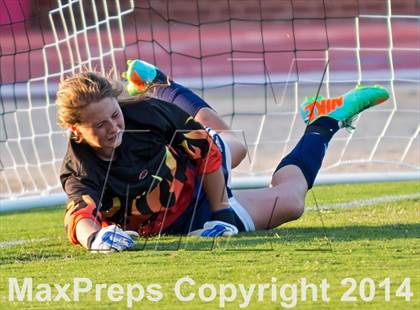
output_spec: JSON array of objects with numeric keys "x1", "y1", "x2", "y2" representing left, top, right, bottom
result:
[{"x1": 0, "y1": 0, "x2": 419, "y2": 211}]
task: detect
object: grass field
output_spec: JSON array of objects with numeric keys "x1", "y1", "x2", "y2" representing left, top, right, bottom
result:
[{"x1": 0, "y1": 181, "x2": 419, "y2": 309}]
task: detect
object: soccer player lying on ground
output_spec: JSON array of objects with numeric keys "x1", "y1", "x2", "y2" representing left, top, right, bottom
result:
[{"x1": 57, "y1": 59, "x2": 389, "y2": 252}]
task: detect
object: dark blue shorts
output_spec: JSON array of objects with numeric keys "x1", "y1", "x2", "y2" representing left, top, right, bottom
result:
[
  {"x1": 163, "y1": 181, "x2": 246, "y2": 234},
  {"x1": 162, "y1": 182, "x2": 212, "y2": 235}
]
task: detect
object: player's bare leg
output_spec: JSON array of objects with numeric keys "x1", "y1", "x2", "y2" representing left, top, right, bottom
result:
[
  {"x1": 234, "y1": 85, "x2": 390, "y2": 229},
  {"x1": 234, "y1": 165, "x2": 307, "y2": 229},
  {"x1": 195, "y1": 107, "x2": 246, "y2": 168}
]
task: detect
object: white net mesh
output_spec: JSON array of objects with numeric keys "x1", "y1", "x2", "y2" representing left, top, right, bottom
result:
[{"x1": 0, "y1": 0, "x2": 419, "y2": 202}]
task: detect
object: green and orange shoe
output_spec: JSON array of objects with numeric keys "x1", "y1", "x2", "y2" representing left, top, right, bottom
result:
[
  {"x1": 299, "y1": 85, "x2": 389, "y2": 129},
  {"x1": 121, "y1": 59, "x2": 169, "y2": 96}
]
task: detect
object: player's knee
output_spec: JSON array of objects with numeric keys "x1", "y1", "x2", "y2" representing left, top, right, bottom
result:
[
  {"x1": 237, "y1": 142, "x2": 247, "y2": 160},
  {"x1": 231, "y1": 141, "x2": 247, "y2": 167},
  {"x1": 285, "y1": 195, "x2": 305, "y2": 221},
  {"x1": 291, "y1": 202, "x2": 305, "y2": 220}
]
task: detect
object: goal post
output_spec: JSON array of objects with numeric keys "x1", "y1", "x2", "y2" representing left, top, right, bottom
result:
[{"x1": 0, "y1": 0, "x2": 419, "y2": 211}]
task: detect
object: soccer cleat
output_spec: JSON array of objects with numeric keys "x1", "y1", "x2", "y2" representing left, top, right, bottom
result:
[
  {"x1": 122, "y1": 59, "x2": 169, "y2": 96},
  {"x1": 299, "y1": 85, "x2": 389, "y2": 129}
]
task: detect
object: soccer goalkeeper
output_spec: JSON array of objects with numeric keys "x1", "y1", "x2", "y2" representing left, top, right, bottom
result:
[{"x1": 57, "y1": 59, "x2": 389, "y2": 252}]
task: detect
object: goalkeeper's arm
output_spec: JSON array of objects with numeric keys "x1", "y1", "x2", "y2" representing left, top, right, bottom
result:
[
  {"x1": 76, "y1": 218, "x2": 100, "y2": 249},
  {"x1": 64, "y1": 194, "x2": 135, "y2": 252},
  {"x1": 76, "y1": 219, "x2": 136, "y2": 253}
]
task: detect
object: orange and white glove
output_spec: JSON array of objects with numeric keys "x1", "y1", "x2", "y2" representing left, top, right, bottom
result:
[{"x1": 122, "y1": 59, "x2": 162, "y2": 96}]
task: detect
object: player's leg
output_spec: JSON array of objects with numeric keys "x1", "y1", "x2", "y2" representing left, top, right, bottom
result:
[
  {"x1": 195, "y1": 107, "x2": 247, "y2": 169},
  {"x1": 123, "y1": 59, "x2": 247, "y2": 168},
  {"x1": 233, "y1": 119, "x2": 332, "y2": 229},
  {"x1": 234, "y1": 85, "x2": 390, "y2": 229},
  {"x1": 154, "y1": 81, "x2": 247, "y2": 168}
]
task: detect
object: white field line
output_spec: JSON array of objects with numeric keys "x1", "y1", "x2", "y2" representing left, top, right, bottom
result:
[
  {"x1": 307, "y1": 193, "x2": 420, "y2": 211},
  {"x1": 1, "y1": 193, "x2": 418, "y2": 248},
  {"x1": 0, "y1": 237, "x2": 56, "y2": 248}
]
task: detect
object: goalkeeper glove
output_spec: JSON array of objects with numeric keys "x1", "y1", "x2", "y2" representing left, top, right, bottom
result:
[
  {"x1": 89, "y1": 225, "x2": 138, "y2": 253},
  {"x1": 122, "y1": 59, "x2": 168, "y2": 96},
  {"x1": 188, "y1": 220, "x2": 238, "y2": 237}
]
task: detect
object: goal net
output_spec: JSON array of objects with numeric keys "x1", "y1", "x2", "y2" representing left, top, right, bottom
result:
[{"x1": 1, "y1": 0, "x2": 419, "y2": 206}]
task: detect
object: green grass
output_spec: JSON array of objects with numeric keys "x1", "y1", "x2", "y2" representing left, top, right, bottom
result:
[{"x1": 0, "y1": 181, "x2": 419, "y2": 309}]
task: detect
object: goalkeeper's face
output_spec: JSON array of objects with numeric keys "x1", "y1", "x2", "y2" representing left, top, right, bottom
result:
[{"x1": 75, "y1": 97, "x2": 125, "y2": 154}]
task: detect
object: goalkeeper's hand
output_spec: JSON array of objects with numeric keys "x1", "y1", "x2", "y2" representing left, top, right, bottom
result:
[
  {"x1": 121, "y1": 59, "x2": 158, "y2": 96},
  {"x1": 188, "y1": 220, "x2": 238, "y2": 237},
  {"x1": 89, "y1": 225, "x2": 138, "y2": 253}
]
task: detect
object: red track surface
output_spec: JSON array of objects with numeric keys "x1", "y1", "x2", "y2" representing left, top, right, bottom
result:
[{"x1": 1, "y1": 19, "x2": 418, "y2": 83}]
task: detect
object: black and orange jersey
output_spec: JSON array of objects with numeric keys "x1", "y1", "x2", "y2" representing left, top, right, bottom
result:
[{"x1": 61, "y1": 98, "x2": 222, "y2": 245}]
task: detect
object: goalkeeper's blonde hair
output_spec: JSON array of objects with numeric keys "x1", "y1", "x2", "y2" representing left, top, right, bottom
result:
[{"x1": 56, "y1": 71, "x2": 123, "y2": 141}]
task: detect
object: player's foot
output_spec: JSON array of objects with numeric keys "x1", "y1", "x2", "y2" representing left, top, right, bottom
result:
[
  {"x1": 122, "y1": 59, "x2": 169, "y2": 96},
  {"x1": 299, "y1": 85, "x2": 389, "y2": 128}
]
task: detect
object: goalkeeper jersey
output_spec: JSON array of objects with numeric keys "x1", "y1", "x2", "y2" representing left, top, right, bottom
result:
[{"x1": 61, "y1": 98, "x2": 222, "y2": 245}]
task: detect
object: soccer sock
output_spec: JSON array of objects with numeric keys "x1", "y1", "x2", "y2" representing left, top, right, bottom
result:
[
  {"x1": 154, "y1": 69, "x2": 168, "y2": 84},
  {"x1": 155, "y1": 81, "x2": 212, "y2": 116},
  {"x1": 274, "y1": 117, "x2": 340, "y2": 189},
  {"x1": 155, "y1": 81, "x2": 184, "y2": 103}
]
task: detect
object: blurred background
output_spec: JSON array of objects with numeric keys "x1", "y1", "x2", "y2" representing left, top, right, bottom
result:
[{"x1": 1, "y1": 0, "x2": 419, "y2": 202}]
